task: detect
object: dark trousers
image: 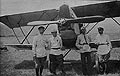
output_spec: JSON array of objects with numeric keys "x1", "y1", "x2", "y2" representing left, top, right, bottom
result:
[
  {"x1": 35, "y1": 56, "x2": 47, "y2": 76},
  {"x1": 81, "y1": 52, "x2": 93, "y2": 75},
  {"x1": 49, "y1": 54, "x2": 64, "y2": 74},
  {"x1": 98, "y1": 52, "x2": 110, "y2": 74}
]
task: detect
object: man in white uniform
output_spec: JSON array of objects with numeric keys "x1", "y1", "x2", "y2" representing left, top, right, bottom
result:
[
  {"x1": 94, "y1": 26, "x2": 112, "y2": 74},
  {"x1": 49, "y1": 29, "x2": 65, "y2": 75},
  {"x1": 95, "y1": 26, "x2": 112, "y2": 62},
  {"x1": 33, "y1": 26, "x2": 48, "y2": 76}
]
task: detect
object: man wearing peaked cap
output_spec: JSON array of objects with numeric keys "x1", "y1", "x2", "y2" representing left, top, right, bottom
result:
[
  {"x1": 33, "y1": 26, "x2": 49, "y2": 76},
  {"x1": 38, "y1": 26, "x2": 45, "y2": 30},
  {"x1": 48, "y1": 29, "x2": 66, "y2": 76},
  {"x1": 94, "y1": 26, "x2": 112, "y2": 74},
  {"x1": 76, "y1": 27, "x2": 92, "y2": 75},
  {"x1": 98, "y1": 26, "x2": 104, "y2": 32},
  {"x1": 51, "y1": 29, "x2": 57, "y2": 33}
]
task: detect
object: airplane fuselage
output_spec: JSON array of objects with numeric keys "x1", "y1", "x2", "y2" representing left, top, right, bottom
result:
[{"x1": 58, "y1": 4, "x2": 79, "y2": 49}]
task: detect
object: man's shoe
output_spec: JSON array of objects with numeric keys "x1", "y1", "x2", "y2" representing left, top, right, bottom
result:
[
  {"x1": 61, "y1": 71, "x2": 66, "y2": 76},
  {"x1": 47, "y1": 71, "x2": 54, "y2": 75},
  {"x1": 93, "y1": 64, "x2": 98, "y2": 68},
  {"x1": 53, "y1": 72, "x2": 57, "y2": 76},
  {"x1": 40, "y1": 74, "x2": 42, "y2": 76}
]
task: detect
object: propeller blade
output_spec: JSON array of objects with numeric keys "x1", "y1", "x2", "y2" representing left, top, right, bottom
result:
[
  {"x1": 27, "y1": 16, "x2": 105, "y2": 26},
  {"x1": 27, "y1": 21, "x2": 59, "y2": 26},
  {"x1": 66, "y1": 16, "x2": 105, "y2": 23}
]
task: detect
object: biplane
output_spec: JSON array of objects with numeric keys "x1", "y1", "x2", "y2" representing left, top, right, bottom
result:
[{"x1": 0, "y1": 1, "x2": 120, "y2": 55}]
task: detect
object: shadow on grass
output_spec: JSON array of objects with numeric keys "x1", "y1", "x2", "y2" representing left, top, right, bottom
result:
[
  {"x1": 14, "y1": 60, "x2": 73, "y2": 71},
  {"x1": 14, "y1": 60, "x2": 120, "y2": 75},
  {"x1": 106, "y1": 60, "x2": 120, "y2": 74},
  {"x1": 14, "y1": 60, "x2": 35, "y2": 69},
  {"x1": 71, "y1": 60, "x2": 120, "y2": 75}
]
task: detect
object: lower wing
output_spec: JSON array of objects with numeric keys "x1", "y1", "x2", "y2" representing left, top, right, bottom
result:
[{"x1": 4, "y1": 44, "x2": 32, "y2": 50}]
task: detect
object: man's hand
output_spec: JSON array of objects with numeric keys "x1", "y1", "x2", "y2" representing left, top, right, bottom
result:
[
  {"x1": 60, "y1": 46, "x2": 65, "y2": 51},
  {"x1": 45, "y1": 46, "x2": 51, "y2": 50},
  {"x1": 33, "y1": 54, "x2": 36, "y2": 61},
  {"x1": 77, "y1": 45, "x2": 83, "y2": 50},
  {"x1": 110, "y1": 47, "x2": 112, "y2": 50}
]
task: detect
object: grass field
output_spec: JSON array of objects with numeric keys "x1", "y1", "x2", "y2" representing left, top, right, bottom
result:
[{"x1": 0, "y1": 33, "x2": 120, "y2": 76}]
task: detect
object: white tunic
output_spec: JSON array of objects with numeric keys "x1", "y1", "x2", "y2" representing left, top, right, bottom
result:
[
  {"x1": 32, "y1": 34, "x2": 48, "y2": 57},
  {"x1": 76, "y1": 34, "x2": 91, "y2": 53},
  {"x1": 95, "y1": 34, "x2": 112, "y2": 55},
  {"x1": 49, "y1": 36, "x2": 63, "y2": 55}
]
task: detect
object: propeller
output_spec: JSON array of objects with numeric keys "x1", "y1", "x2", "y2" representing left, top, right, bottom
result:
[
  {"x1": 27, "y1": 16, "x2": 105, "y2": 26},
  {"x1": 27, "y1": 21, "x2": 59, "y2": 26},
  {"x1": 65, "y1": 16, "x2": 105, "y2": 23}
]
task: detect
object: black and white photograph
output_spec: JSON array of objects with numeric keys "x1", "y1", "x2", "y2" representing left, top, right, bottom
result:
[{"x1": 0, "y1": 0, "x2": 120, "y2": 76}]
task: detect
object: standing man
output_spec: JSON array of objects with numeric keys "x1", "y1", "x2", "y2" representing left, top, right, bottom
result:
[
  {"x1": 33, "y1": 26, "x2": 48, "y2": 76},
  {"x1": 94, "y1": 26, "x2": 112, "y2": 73},
  {"x1": 75, "y1": 27, "x2": 92, "y2": 75},
  {"x1": 49, "y1": 29, "x2": 66, "y2": 76}
]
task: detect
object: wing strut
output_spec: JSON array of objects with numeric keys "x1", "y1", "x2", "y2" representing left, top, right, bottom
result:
[
  {"x1": 17, "y1": 15, "x2": 30, "y2": 44},
  {"x1": 44, "y1": 24, "x2": 50, "y2": 32},
  {"x1": 111, "y1": 17, "x2": 120, "y2": 27},
  {"x1": 6, "y1": 16, "x2": 21, "y2": 44},
  {"x1": 85, "y1": 23, "x2": 90, "y2": 28},
  {"x1": 19, "y1": 27, "x2": 30, "y2": 44},
  {"x1": 20, "y1": 24, "x2": 50, "y2": 44},
  {"x1": 12, "y1": 28, "x2": 21, "y2": 44},
  {"x1": 86, "y1": 22, "x2": 99, "y2": 34},
  {"x1": 63, "y1": 49, "x2": 72, "y2": 58},
  {"x1": 21, "y1": 26, "x2": 35, "y2": 44}
]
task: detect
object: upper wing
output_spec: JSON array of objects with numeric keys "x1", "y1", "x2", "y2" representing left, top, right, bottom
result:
[
  {"x1": 0, "y1": 1, "x2": 120, "y2": 29},
  {"x1": 66, "y1": 16, "x2": 105, "y2": 23},
  {"x1": 72, "y1": 1, "x2": 120, "y2": 18},
  {"x1": 0, "y1": 9, "x2": 58, "y2": 28}
]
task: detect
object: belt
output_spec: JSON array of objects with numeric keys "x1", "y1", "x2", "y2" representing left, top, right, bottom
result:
[
  {"x1": 79, "y1": 43, "x2": 89, "y2": 45},
  {"x1": 99, "y1": 43, "x2": 109, "y2": 45},
  {"x1": 51, "y1": 48, "x2": 60, "y2": 50}
]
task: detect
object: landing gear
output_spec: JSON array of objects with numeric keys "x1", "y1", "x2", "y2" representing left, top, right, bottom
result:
[
  {"x1": 98, "y1": 62, "x2": 107, "y2": 74},
  {"x1": 92, "y1": 52, "x2": 109, "y2": 75}
]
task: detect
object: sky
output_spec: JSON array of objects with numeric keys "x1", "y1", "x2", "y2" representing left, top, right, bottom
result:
[
  {"x1": 1, "y1": 0, "x2": 117, "y2": 15},
  {"x1": 0, "y1": 0, "x2": 120, "y2": 34}
]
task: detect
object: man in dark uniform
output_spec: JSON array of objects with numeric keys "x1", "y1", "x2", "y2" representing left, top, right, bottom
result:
[{"x1": 76, "y1": 27, "x2": 92, "y2": 76}]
